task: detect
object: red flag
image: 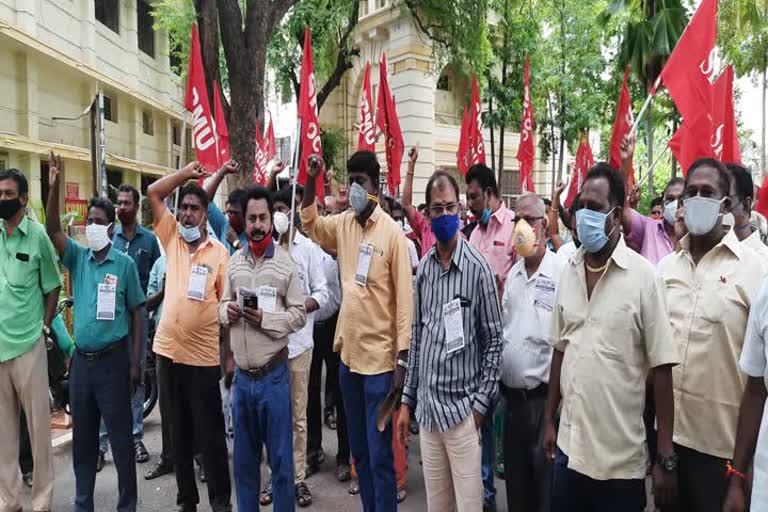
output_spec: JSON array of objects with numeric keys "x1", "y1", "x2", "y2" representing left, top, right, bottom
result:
[
  {"x1": 358, "y1": 62, "x2": 376, "y2": 152},
  {"x1": 516, "y1": 56, "x2": 535, "y2": 193},
  {"x1": 756, "y1": 183, "x2": 768, "y2": 218},
  {"x1": 264, "y1": 118, "x2": 277, "y2": 162},
  {"x1": 184, "y1": 24, "x2": 218, "y2": 172},
  {"x1": 212, "y1": 81, "x2": 229, "y2": 166},
  {"x1": 457, "y1": 103, "x2": 471, "y2": 175},
  {"x1": 660, "y1": 0, "x2": 718, "y2": 120},
  {"x1": 376, "y1": 54, "x2": 404, "y2": 195},
  {"x1": 563, "y1": 135, "x2": 595, "y2": 208},
  {"x1": 609, "y1": 68, "x2": 635, "y2": 188},
  {"x1": 297, "y1": 27, "x2": 325, "y2": 195}
]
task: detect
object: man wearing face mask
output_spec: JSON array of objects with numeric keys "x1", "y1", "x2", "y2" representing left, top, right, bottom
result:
[
  {"x1": 500, "y1": 193, "x2": 566, "y2": 512},
  {"x1": 258, "y1": 186, "x2": 327, "y2": 508},
  {"x1": 0, "y1": 168, "x2": 61, "y2": 512},
  {"x1": 395, "y1": 171, "x2": 503, "y2": 512},
  {"x1": 543, "y1": 164, "x2": 679, "y2": 511},
  {"x1": 658, "y1": 158, "x2": 768, "y2": 512},
  {"x1": 219, "y1": 186, "x2": 307, "y2": 512},
  {"x1": 147, "y1": 162, "x2": 233, "y2": 512},
  {"x1": 725, "y1": 163, "x2": 768, "y2": 261},
  {"x1": 45, "y1": 153, "x2": 145, "y2": 512},
  {"x1": 96, "y1": 184, "x2": 161, "y2": 468},
  {"x1": 301, "y1": 151, "x2": 413, "y2": 512}
]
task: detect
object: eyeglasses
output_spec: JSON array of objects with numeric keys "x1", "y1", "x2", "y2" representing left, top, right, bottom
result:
[
  {"x1": 428, "y1": 203, "x2": 460, "y2": 217},
  {"x1": 517, "y1": 215, "x2": 543, "y2": 225}
]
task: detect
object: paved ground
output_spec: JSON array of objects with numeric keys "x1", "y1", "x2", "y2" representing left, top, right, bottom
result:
[{"x1": 21, "y1": 409, "x2": 510, "y2": 511}]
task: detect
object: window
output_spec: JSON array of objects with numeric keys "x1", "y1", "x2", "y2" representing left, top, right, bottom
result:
[
  {"x1": 107, "y1": 169, "x2": 123, "y2": 204},
  {"x1": 137, "y1": 0, "x2": 155, "y2": 58},
  {"x1": 142, "y1": 111, "x2": 154, "y2": 136},
  {"x1": 376, "y1": 0, "x2": 387, "y2": 8},
  {"x1": 95, "y1": 0, "x2": 119, "y2": 34},
  {"x1": 501, "y1": 168, "x2": 522, "y2": 196},
  {"x1": 103, "y1": 95, "x2": 116, "y2": 123},
  {"x1": 437, "y1": 75, "x2": 451, "y2": 91},
  {"x1": 169, "y1": 35, "x2": 182, "y2": 74},
  {"x1": 172, "y1": 121, "x2": 181, "y2": 145}
]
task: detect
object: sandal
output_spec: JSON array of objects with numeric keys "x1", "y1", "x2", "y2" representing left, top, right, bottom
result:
[
  {"x1": 397, "y1": 487, "x2": 407, "y2": 503},
  {"x1": 296, "y1": 482, "x2": 312, "y2": 507},
  {"x1": 348, "y1": 478, "x2": 359, "y2": 495},
  {"x1": 336, "y1": 462, "x2": 351, "y2": 482},
  {"x1": 260, "y1": 478, "x2": 273, "y2": 506}
]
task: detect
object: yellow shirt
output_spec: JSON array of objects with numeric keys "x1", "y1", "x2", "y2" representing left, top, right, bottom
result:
[
  {"x1": 551, "y1": 237, "x2": 679, "y2": 480},
  {"x1": 301, "y1": 203, "x2": 413, "y2": 375},
  {"x1": 659, "y1": 230, "x2": 768, "y2": 458},
  {"x1": 153, "y1": 209, "x2": 230, "y2": 367}
]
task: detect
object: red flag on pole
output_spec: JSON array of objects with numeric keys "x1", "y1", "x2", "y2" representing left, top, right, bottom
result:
[
  {"x1": 516, "y1": 56, "x2": 535, "y2": 193},
  {"x1": 711, "y1": 66, "x2": 741, "y2": 164},
  {"x1": 358, "y1": 62, "x2": 376, "y2": 152},
  {"x1": 660, "y1": 0, "x2": 718, "y2": 120},
  {"x1": 609, "y1": 68, "x2": 635, "y2": 188},
  {"x1": 184, "y1": 23, "x2": 218, "y2": 172},
  {"x1": 563, "y1": 135, "x2": 595, "y2": 208},
  {"x1": 264, "y1": 118, "x2": 276, "y2": 162},
  {"x1": 457, "y1": 104, "x2": 471, "y2": 175},
  {"x1": 469, "y1": 75, "x2": 486, "y2": 167},
  {"x1": 376, "y1": 53, "x2": 404, "y2": 196},
  {"x1": 297, "y1": 27, "x2": 324, "y2": 195},
  {"x1": 212, "y1": 82, "x2": 229, "y2": 166}
]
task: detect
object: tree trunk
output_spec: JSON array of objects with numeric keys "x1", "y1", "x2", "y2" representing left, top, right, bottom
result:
[
  {"x1": 498, "y1": 125, "x2": 505, "y2": 185},
  {"x1": 646, "y1": 97, "x2": 654, "y2": 196},
  {"x1": 762, "y1": 60, "x2": 767, "y2": 175},
  {"x1": 194, "y1": 0, "x2": 222, "y2": 113},
  {"x1": 548, "y1": 94, "x2": 557, "y2": 197}
]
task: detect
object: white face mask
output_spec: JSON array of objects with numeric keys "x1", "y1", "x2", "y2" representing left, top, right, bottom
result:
[
  {"x1": 349, "y1": 182, "x2": 369, "y2": 216},
  {"x1": 683, "y1": 196, "x2": 725, "y2": 236},
  {"x1": 663, "y1": 200, "x2": 678, "y2": 226},
  {"x1": 722, "y1": 212, "x2": 735, "y2": 228},
  {"x1": 178, "y1": 222, "x2": 201, "y2": 243},
  {"x1": 273, "y1": 211, "x2": 290, "y2": 236},
  {"x1": 85, "y1": 223, "x2": 112, "y2": 252}
]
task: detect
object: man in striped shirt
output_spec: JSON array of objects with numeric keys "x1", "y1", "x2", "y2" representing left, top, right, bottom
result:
[{"x1": 397, "y1": 171, "x2": 504, "y2": 512}]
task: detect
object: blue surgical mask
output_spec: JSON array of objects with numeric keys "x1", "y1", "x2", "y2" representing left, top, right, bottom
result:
[
  {"x1": 575, "y1": 207, "x2": 616, "y2": 254},
  {"x1": 480, "y1": 207, "x2": 492, "y2": 225},
  {"x1": 178, "y1": 222, "x2": 201, "y2": 243},
  {"x1": 431, "y1": 214, "x2": 460, "y2": 244}
]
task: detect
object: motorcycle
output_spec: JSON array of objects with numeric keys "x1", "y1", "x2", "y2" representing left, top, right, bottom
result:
[{"x1": 142, "y1": 317, "x2": 158, "y2": 419}]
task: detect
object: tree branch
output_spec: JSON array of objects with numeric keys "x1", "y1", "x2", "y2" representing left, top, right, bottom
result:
[
  {"x1": 317, "y1": 0, "x2": 361, "y2": 109},
  {"x1": 404, "y1": 0, "x2": 451, "y2": 48}
]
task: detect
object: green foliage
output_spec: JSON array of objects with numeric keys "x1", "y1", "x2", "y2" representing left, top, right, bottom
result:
[
  {"x1": 320, "y1": 128, "x2": 350, "y2": 182},
  {"x1": 719, "y1": 0, "x2": 768, "y2": 78}
]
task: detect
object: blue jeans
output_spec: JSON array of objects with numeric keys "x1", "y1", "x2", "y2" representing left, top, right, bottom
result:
[
  {"x1": 99, "y1": 314, "x2": 147, "y2": 452},
  {"x1": 481, "y1": 401, "x2": 497, "y2": 506},
  {"x1": 551, "y1": 447, "x2": 646, "y2": 512},
  {"x1": 232, "y1": 363, "x2": 294, "y2": 512},
  {"x1": 70, "y1": 340, "x2": 137, "y2": 512},
  {"x1": 339, "y1": 363, "x2": 396, "y2": 512}
]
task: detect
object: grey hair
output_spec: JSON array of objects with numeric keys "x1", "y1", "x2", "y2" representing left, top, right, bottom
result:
[{"x1": 516, "y1": 192, "x2": 546, "y2": 217}]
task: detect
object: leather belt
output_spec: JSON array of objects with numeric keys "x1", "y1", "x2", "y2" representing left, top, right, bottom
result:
[
  {"x1": 76, "y1": 341, "x2": 124, "y2": 361},
  {"x1": 502, "y1": 383, "x2": 548, "y2": 402},
  {"x1": 239, "y1": 347, "x2": 288, "y2": 381}
]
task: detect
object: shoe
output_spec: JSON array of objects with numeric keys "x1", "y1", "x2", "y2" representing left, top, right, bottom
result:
[
  {"x1": 483, "y1": 503, "x2": 497, "y2": 512},
  {"x1": 496, "y1": 461, "x2": 505, "y2": 479},
  {"x1": 296, "y1": 482, "x2": 312, "y2": 507},
  {"x1": 348, "y1": 478, "x2": 359, "y2": 495},
  {"x1": 135, "y1": 441, "x2": 149, "y2": 463},
  {"x1": 22, "y1": 472, "x2": 33, "y2": 488},
  {"x1": 198, "y1": 462, "x2": 207, "y2": 483},
  {"x1": 96, "y1": 451, "x2": 105, "y2": 473},
  {"x1": 397, "y1": 487, "x2": 407, "y2": 503},
  {"x1": 324, "y1": 409, "x2": 337, "y2": 430},
  {"x1": 409, "y1": 417, "x2": 419, "y2": 436},
  {"x1": 145, "y1": 461, "x2": 174, "y2": 480},
  {"x1": 177, "y1": 506, "x2": 196, "y2": 512},
  {"x1": 260, "y1": 478, "x2": 273, "y2": 506},
  {"x1": 336, "y1": 462, "x2": 351, "y2": 482}
]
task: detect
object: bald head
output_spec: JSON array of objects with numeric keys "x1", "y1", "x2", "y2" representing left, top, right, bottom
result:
[{"x1": 515, "y1": 193, "x2": 546, "y2": 218}]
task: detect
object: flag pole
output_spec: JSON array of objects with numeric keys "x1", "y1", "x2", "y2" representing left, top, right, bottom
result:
[
  {"x1": 289, "y1": 119, "x2": 302, "y2": 244},
  {"x1": 629, "y1": 75, "x2": 662, "y2": 137},
  {"x1": 174, "y1": 112, "x2": 188, "y2": 211},
  {"x1": 635, "y1": 145, "x2": 670, "y2": 187}
]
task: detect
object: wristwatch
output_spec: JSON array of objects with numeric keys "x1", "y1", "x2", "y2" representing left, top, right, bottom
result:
[
  {"x1": 396, "y1": 359, "x2": 408, "y2": 369},
  {"x1": 656, "y1": 453, "x2": 679, "y2": 473},
  {"x1": 231, "y1": 240, "x2": 242, "y2": 250}
]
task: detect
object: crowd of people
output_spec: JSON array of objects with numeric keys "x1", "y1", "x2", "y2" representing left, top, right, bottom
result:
[{"x1": 0, "y1": 135, "x2": 767, "y2": 512}]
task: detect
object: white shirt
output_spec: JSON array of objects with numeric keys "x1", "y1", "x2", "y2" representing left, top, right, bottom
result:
[
  {"x1": 740, "y1": 278, "x2": 768, "y2": 512},
  {"x1": 316, "y1": 250, "x2": 341, "y2": 322},
  {"x1": 501, "y1": 249, "x2": 566, "y2": 389},
  {"x1": 406, "y1": 237, "x2": 419, "y2": 269},
  {"x1": 287, "y1": 232, "x2": 329, "y2": 358},
  {"x1": 558, "y1": 241, "x2": 577, "y2": 261}
]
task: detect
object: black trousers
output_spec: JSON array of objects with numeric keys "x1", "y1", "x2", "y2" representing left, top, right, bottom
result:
[
  {"x1": 503, "y1": 385, "x2": 552, "y2": 512},
  {"x1": 306, "y1": 313, "x2": 350, "y2": 463},
  {"x1": 156, "y1": 354, "x2": 174, "y2": 467},
  {"x1": 19, "y1": 411, "x2": 33, "y2": 475},
  {"x1": 659, "y1": 443, "x2": 729, "y2": 512},
  {"x1": 161, "y1": 356, "x2": 231, "y2": 511}
]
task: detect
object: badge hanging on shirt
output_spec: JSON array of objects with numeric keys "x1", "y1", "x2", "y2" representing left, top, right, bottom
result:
[
  {"x1": 187, "y1": 265, "x2": 208, "y2": 301},
  {"x1": 355, "y1": 242, "x2": 374, "y2": 286},
  {"x1": 443, "y1": 298, "x2": 465, "y2": 353},
  {"x1": 533, "y1": 277, "x2": 556, "y2": 312},
  {"x1": 97, "y1": 283, "x2": 116, "y2": 321}
]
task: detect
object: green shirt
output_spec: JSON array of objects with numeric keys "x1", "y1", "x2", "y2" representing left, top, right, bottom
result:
[
  {"x1": 62, "y1": 238, "x2": 146, "y2": 351},
  {"x1": 0, "y1": 216, "x2": 62, "y2": 362}
]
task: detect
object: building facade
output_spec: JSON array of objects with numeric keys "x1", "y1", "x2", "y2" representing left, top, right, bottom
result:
[{"x1": 0, "y1": 0, "x2": 189, "y2": 219}]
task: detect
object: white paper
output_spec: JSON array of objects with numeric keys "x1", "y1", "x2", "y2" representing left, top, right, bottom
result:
[
  {"x1": 258, "y1": 286, "x2": 277, "y2": 313},
  {"x1": 97, "y1": 283, "x2": 116, "y2": 321},
  {"x1": 187, "y1": 265, "x2": 208, "y2": 301},
  {"x1": 533, "y1": 277, "x2": 556, "y2": 312},
  {"x1": 355, "y1": 242, "x2": 374, "y2": 286},
  {"x1": 443, "y1": 298, "x2": 465, "y2": 353}
]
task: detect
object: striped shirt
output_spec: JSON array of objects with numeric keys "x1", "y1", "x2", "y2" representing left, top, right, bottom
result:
[{"x1": 402, "y1": 237, "x2": 504, "y2": 432}]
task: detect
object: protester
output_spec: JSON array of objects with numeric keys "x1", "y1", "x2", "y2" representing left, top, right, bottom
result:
[
  {"x1": 722, "y1": 279, "x2": 768, "y2": 512},
  {"x1": 725, "y1": 163, "x2": 768, "y2": 261},
  {"x1": 301, "y1": 151, "x2": 413, "y2": 512},
  {"x1": 260, "y1": 185, "x2": 328, "y2": 507},
  {"x1": 402, "y1": 146, "x2": 436, "y2": 257},
  {"x1": 544, "y1": 164, "x2": 679, "y2": 512},
  {"x1": 464, "y1": 162, "x2": 516, "y2": 510},
  {"x1": 46, "y1": 153, "x2": 144, "y2": 512},
  {"x1": 147, "y1": 162, "x2": 232, "y2": 512},
  {"x1": 397, "y1": 171, "x2": 503, "y2": 511},
  {"x1": 0, "y1": 168, "x2": 61, "y2": 512},
  {"x1": 204, "y1": 160, "x2": 248, "y2": 253},
  {"x1": 658, "y1": 158, "x2": 768, "y2": 511},
  {"x1": 96, "y1": 183, "x2": 161, "y2": 468},
  {"x1": 501, "y1": 193, "x2": 566, "y2": 512},
  {"x1": 219, "y1": 185, "x2": 307, "y2": 512},
  {"x1": 546, "y1": 181, "x2": 570, "y2": 252},
  {"x1": 650, "y1": 197, "x2": 664, "y2": 220}
]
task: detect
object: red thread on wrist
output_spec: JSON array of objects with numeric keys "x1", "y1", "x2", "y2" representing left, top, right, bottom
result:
[{"x1": 725, "y1": 461, "x2": 747, "y2": 481}]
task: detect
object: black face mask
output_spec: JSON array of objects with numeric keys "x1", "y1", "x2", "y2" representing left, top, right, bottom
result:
[{"x1": 0, "y1": 198, "x2": 22, "y2": 220}]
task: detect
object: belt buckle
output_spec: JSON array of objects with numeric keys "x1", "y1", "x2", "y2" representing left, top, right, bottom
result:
[
  {"x1": 248, "y1": 368, "x2": 264, "y2": 380},
  {"x1": 84, "y1": 352, "x2": 96, "y2": 361}
]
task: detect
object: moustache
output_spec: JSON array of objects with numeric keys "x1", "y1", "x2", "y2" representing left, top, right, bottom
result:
[{"x1": 250, "y1": 229, "x2": 267, "y2": 240}]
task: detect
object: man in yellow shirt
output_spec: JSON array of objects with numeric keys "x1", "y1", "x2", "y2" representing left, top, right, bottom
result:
[{"x1": 301, "y1": 151, "x2": 413, "y2": 512}]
